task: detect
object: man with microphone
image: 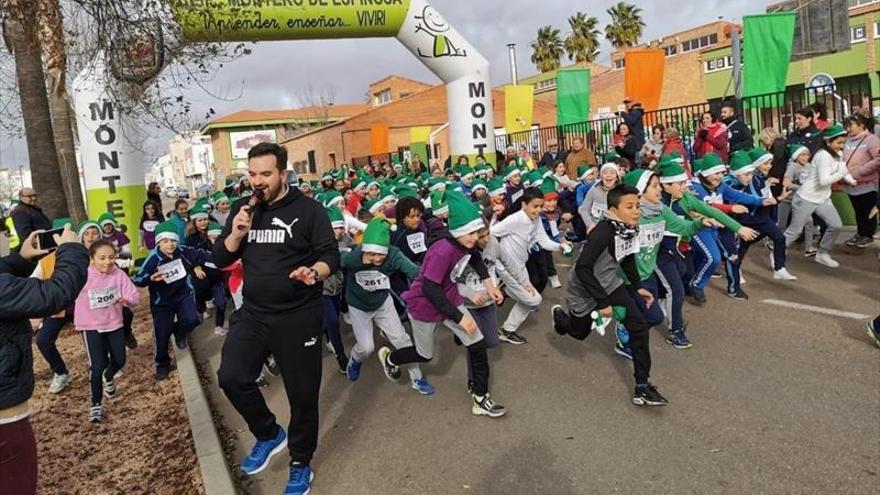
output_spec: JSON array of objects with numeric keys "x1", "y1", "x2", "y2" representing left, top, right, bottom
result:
[{"x1": 213, "y1": 142, "x2": 339, "y2": 495}]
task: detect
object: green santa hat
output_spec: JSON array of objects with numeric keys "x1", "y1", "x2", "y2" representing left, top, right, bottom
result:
[
  {"x1": 502, "y1": 165, "x2": 521, "y2": 182},
  {"x1": 212, "y1": 191, "x2": 229, "y2": 205},
  {"x1": 660, "y1": 151, "x2": 684, "y2": 164},
  {"x1": 474, "y1": 164, "x2": 491, "y2": 177},
  {"x1": 207, "y1": 222, "x2": 223, "y2": 237},
  {"x1": 97, "y1": 212, "x2": 119, "y2": 227},
  {"x1": 446, "y1": 180, "x2": 462, "y2": 193},
  {"x1": 321, "y1": 171, "x2": 333, "y2": 182},
  {"x1": 787, "y1": 144, "x2": 809, "y2": 162},
  {"x1": 395, "y1": 185, "x2": 419, "y2": 200},
  {"x1": 657, "y1": 161, "x2": 689, "y2": 184},
  {"x1": 77, "y1": 220, "x2": 100, "y2": 238},
  {"x1": 728, "y1": 150, "x2": 756, "y2": 176},
  {"x1": 353, "y1": 178, "x2": 368, "y2": 192},
  {"x1": 154, "y1": 220, "x2": 180, "y2": 243},
  {"x1": 362, "y1": 218, "x2": 392, "y2": 254},
  {"x1": 322, "y1": 190, "x2": 344, "y2": 208},
  {"x1": 326, "y1": 206, "x2": 345, "y2": 229},
  {"x1": 428, "y1": 177, "x2": 447, "y2": 192},
  {"x1": 537, "y1": 166, "x2": 553, "y2": 179},
  {"x1": 525, "y1": 170, "x2": 544, "y2": 188},
  {"x1": 749, "y1": 148, "x2": 773, "y2": 167},
  {"x1": 363, "y1": 197, "x2": 385, "y2": 215},
  {"x1": 488, "y1": 178, "x2": 506, "y2": 197},
  {"x1": 577, "y1": 165, "x2": 593, "y2": 180},
  {"x1": 189, "y1": 199, "x2": 212, "y2": 220},
  {"x1": 693, "y1": 153, "x2": 727, "y2": 177},
  {"x1": 539, "y1": 178, "x2": 559, "y2": 199},
  {"x1": 430, "y1": 190, "x2": 449, "y2": 216},
  {"x1": 623, "y1": 169, "x2": 656, "y2": 194},
  {"x1": 378, "y1": 186, "x2": 396, "y2": 204},
  {"x1": 822, "y1": 123, "x2": 846, "y2": 140},
  {"x1": 457, "y1": 165, "x2": 474, "y2": 180},
  {"x1": 52, "y1": 217, "x2": 71, "y2": 230},
  {"x1": 446, "y1": 191, "x2": 485, "y2": 238},
  {"x1": 471, "y1": 178, "x2": 488, "y2": 193},
  {"x1": 603, "y1": 151, "x2": 621, "y2": 163}
]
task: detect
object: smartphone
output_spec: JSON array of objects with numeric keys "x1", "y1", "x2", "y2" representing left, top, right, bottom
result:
[{"x1": 37, "y1": 228, "x2": 64, "y2": 251}]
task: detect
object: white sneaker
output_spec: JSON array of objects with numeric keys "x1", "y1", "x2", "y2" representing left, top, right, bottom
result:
[
  {"x1": 549, "y1": 275, "x2": 562, "y2": 289},
  {"x1": 341, "y1": 312, "x2": 351, "y2": 325},
  {"x1": 773, "y1": 267, "x2": 797, "y2": 281},
  {"x1": 815, "y1": 252, "x2": 840, "y2": 268},
  {"x1": 769, "y1": 253, "x2": 775, "y2": 271},
  {"x1": 205, "y1": 300, "x2": 214, "y2": 310},
  {"x1": 214, "y1": 326, "x2": 228, "y2": 336},
  {"x1": 48, "y1": 373, "x2": 71, "y2": 394},
  {"x1": 202, "y1": 311, "x2": 210, "y2": 320},
  {"x1": 740, "y1": 273, "x2": 746, "y2": 285}
]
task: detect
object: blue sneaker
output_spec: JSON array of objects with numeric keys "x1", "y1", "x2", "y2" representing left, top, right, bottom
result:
[
  {"x1": 346, "y1": 357, "x2": 361, "y2": 382},
  {"x1": 284, "y1": 463, "x2": 314, "y2": 495},
  {"x1": 666, "y1": 330, "x2": 693, "y2": 349},
  {"x1": 240, "y1": 426, "x2": 287, "y2": 475},
  {"x1": 615, "y1": 325, "x2": 630, "y2": 346},
  {"x1": 614, "y1": 342, "x2": 633, "y2": 360},
  {"x1": 411, "y1": 378, "x2": 436, "y2": 395}
]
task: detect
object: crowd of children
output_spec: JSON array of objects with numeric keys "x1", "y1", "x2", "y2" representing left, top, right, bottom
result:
[{"x1": 26, "y1": 124, "x2": 878, "y2": 433}]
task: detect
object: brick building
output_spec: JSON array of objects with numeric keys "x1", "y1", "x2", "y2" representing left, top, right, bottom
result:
[{"x1": 280, "y1": 81, "x2": 559, "y2": 178}]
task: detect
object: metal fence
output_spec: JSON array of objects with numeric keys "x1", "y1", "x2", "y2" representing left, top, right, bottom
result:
[{"x1": 498, "y1": 82, "x2": 872, "y2": 162}]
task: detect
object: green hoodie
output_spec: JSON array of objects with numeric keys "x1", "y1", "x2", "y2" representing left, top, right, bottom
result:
[
  {"x1": 341, "y1": 245, "x2": 419, "y2": 312},
  {"x1": 634, "y1": 202, "x2": 704, "y2": 281},
  {"x1": 669, "y1": 191, "x2": 743, "y2": 233}
]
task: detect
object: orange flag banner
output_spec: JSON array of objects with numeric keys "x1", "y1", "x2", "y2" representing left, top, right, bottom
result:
[
  {"x1": 370, "y1": 124, "x2": 390, "y2": 156},
  {"x1": 624, "y1": 49, "x2": 665, "y2": 112}
]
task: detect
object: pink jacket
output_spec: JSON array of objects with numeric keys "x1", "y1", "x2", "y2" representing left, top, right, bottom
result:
[
  {"x1": 74, "y1": 265, "x2": 140, "y2": 332},
  {"x1": 844, "y1": 130, "x2": 880, "y2": 186}
]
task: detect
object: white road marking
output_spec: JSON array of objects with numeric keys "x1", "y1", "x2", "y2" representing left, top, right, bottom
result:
[{"x1": 760, "y1": 299, "x2": 871, "y2": 320}]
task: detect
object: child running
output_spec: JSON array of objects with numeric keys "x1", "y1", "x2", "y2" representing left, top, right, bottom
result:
[
  {"x1": 552, "y1": 184, "x2": 667, "y2": 406},
  {"x1": 342, "y1": 218, "x2": 433, "y2": 394},
  {"x1": 133, "y1": 220, "x2": 211, "y2": 380},
  {"x1": 382, "y1": 191, "x2": 507, "y2": 417},
  {"x1": 323, "y1": 206, "x2": 351, "y2": 374},
  {"x1": 579, "y1": 162, "x2": 619, "y2": 233},
  {"x1": 74, "y1": 239, "x2": 140, "y2": 422}
]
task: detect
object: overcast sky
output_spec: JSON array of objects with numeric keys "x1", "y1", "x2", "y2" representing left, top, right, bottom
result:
[{"x1": 0, "y1": 0, "x2": 768, "y2": 169}]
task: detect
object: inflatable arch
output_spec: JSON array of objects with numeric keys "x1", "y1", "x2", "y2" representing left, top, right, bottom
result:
[
  {"x1": 171, "y1": 0, "x2": 496, "y2": 163},
  {"x1": 72, "y1": 0, "x2": 494, "y2": 257}
]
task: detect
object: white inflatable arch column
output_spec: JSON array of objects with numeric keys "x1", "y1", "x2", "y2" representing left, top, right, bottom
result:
[{"x1": 171, "y1": 0, "x2": 496, "y2": 164}]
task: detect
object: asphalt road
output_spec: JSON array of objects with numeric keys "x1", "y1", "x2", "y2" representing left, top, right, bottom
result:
[{"x1": 191, "y1": 238, "x2": 879, "y2": 495}]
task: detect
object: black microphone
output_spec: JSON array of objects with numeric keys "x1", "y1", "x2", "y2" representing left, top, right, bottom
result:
[{"x1": 237, "y1": 188, "x2": 265, "y2": 230}]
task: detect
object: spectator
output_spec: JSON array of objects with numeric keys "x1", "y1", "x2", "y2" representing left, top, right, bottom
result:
[
  {"x1": 787, "y1": 107, "x2": 824, "y2": 156},
  {"x1": 410, "y1": 154, "x2": 426, "y2": 175},
  {"x1": 563, "y1": 137, "x2": 598, "y2": 180},
  {"x1": 721, "y1": 102, "x2": 754, "y2": 153},
  {"x1": 147, "y1": 182, "x2": 163, "y2": 204},
  {"x1": 0, "y1": 226, "x2": 89, "y2": 495},
  {"x1": 10, "y1": 188, "x2": 51, "y2": 245},
  {"x1": 843, "y1": 113, "x2": 880, "y2": 248},
  {"x1": 641, "y1": 124, "x2": 666, "y2": 166},
  {"x1": 620, "y1": 97, "x2": 646, "y2": 151},
  {"x1": 811, "y1": 102, "x2": 830, "y2": 131},
  {"x1": 538, "y1": 139, "x2": 568, "y2": 169},
  {"x1": 661, "y1": 127, "x2": 690, "y2": 175},
  {"x1": 516, "y1": 145, "x2": 535, "y2": 170},
  {"x1": 694, "y1": 111, "x2": 729, "y2": 162},
  {"x1": 614, "y1": 122, "x2": 639, "y2": 164},
  {"x1": 759, "y1": 127, "x2": 788, "y2": 195}
]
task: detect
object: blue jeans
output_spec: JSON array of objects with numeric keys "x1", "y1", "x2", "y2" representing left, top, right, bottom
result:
[
  {"x1": 726, "y1": 217, "x2": 787, "y2": 293},
  {"x1": 150, "y1": 296, "x2": 199, "y2": 371}
]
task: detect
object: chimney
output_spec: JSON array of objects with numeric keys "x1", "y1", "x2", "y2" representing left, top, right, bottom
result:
[{"x1": 507, "y1": 43, "x2": 518, "y2": 85}]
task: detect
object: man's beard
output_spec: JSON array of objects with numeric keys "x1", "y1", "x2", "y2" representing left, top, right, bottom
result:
[{"x1": 262, "y1": 182, "x2": 285, "y2": 203}]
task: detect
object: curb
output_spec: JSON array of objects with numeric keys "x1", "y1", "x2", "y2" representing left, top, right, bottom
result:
[{"x1": 176, "y1": 345, "x2": 237, "y2": 495}]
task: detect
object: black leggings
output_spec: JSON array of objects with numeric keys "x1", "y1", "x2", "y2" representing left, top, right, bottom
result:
[
  {"x1": 526, "y1": 250, "x2": 551, "y2": 294},
  {"x1": 849, "y1": 190, "x2": 878, "y2": 238},
  {"x1": 389, "y1": 339, "x2": 490, "y2": 396},
  {"x1": 554, "y1": 285, "x2": 652, "y2": 385}
]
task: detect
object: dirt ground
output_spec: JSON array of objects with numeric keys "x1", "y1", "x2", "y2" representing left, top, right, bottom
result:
[{"x1": 28, "y1": 297, "x2": 204, "y2": 495}]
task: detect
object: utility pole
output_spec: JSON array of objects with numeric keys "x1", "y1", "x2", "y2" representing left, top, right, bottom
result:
[
  {"x1": 18, "y1": 165, "x2": 24, "y2": 188},
  {"x1": 731, "y1": 26, "x2": 743, "y2": 100},
  {"x1": 507, "y1": 43, "x2": 519, "y2": 85}
]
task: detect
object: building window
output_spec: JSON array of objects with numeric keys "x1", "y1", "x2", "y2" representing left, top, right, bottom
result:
[
  {"x1": 535, "y1": 77, "x2": 557, "y2": 90},
  {"x1": 727, "y1": 55, "x2": 733, "y2": 66},
  {"x1": 852, "y1": 25, "x2": 866, "y2": 42},
  {"x1": 849, "y1": 0, "x2": 879, "y2": 8},
  {"x1": 682, "y1": 33, "x2": 720, "y2": 53},
  {"x1": 663, "y1": 45, "x2": 677, "y2": 57},
  {"x1": 614, "y1": 59, "x2": 625, "y2": 69},
  {"x1": 375, "y1": 89, "x2": 392, "y2": 105},
  {"x1": 705, "y1": 57, "x2": 729, "y2": 73}
]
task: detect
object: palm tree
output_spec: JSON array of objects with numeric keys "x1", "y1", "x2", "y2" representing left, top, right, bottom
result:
[
  {"x1": 604, "y1": 2, "x2": 645, "y2": 49},
  {"x1": 565, "y1": 12, "x2": 601, "y2": 64},
  {"x1": 3, "y1": 0, "x2": 69, "y2": 219},
  {"x1": 37, "y1": 0, "x2": 87, "y2": 223},
  {"x1": 530, "y1": 26, "x2": 564, "y2": 73}
]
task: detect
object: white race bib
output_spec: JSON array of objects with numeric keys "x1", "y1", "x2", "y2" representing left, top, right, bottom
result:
[
  {"x1": 159, "y1": 258, "x2": 187, "y2": 284},
  {"x1": 639, "y1": 221, "x2": 665, "y2": 248},
  {"x1": 406, "y1": 232, "x2": 427, "y2": 254},
  {"x1": 761, "y1": 184, "x2": 773, "y2": 199},
  {"x1": 704, "y1": 193, "x2": 722, "y2": 205},
  {"x1": 614, "y1": 235, "x2": 640, "y2": 261},
  {"x1": 142, "y1": 220, "x2": 159, "y2": 233},
  {"x1": 355, "y1": 270, "x2": 390, "y2": 292},
  {"x1": 511, "y1": 189, "x2": 524, "y2": 203},
  {"x1": 88, "y1": 286, "x2": 118, "y2": 310},
  {"x1": 591, "y1": 202, "x2": 607, "y2": 221}
]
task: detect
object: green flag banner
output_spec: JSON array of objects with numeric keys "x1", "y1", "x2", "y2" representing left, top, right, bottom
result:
[
  {"x1": 556, "y1": 68, "x2": 590, "y2": 126},
  {"x1": 743, "y1": 13, "x2": 796, "y2": 98}
]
